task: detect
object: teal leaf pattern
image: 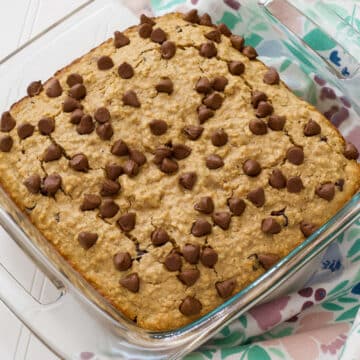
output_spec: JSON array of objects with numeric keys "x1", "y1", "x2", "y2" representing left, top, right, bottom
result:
[
  {"x1": 279, "y1": 59, "x2": 292, "y2": 72},
  {"x1": 247, "y1": 346, "x2": 271, "y2": 360},
  {"x1": 347, "y1": 238, "x2": 360, "y2": 257},
  {"x1": 322, "y1": 302, "x2": 344, "y2": 311},
  {"x1": 283, "y1": 42, "x2": 316, "y2": 70},
  {"x1": 218, "y1": 11, "x2": 242, "y2": 29},
  {"x1": 336, "y1": 305, "x2": 360, "y2": 321},
  {"x1": 245, "y1": 33, "x2": 263, "y2": 47},
  {"x1": 303, "y1": 29, "x2": 337, "y2": 51},
  {"x1": 328, "y1": 280, "x2": 349, "y2": 296}
]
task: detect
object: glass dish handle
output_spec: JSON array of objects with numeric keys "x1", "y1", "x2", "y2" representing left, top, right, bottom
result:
[{"x1": 259, "y1": 0, "x2": 360, "y2": 79}]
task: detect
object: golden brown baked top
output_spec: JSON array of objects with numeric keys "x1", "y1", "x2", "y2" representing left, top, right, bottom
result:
[{"x1": 0, "y1": 11, "x2": 359, "y2": 331}]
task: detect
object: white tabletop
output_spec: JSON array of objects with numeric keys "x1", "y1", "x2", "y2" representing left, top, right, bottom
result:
[{"x1": 0, "y1": 2, "x2": 87, "y2": 358}]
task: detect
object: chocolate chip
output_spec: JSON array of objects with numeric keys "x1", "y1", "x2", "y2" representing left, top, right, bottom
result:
[
  {"x1": 70, "y1": 153, "x2": 89, "y2": 172},
  {"x1": 139, "y1": 23, "x2": 152, "y2": 38},
  {"x1": 96, "y1": 123, "x2": 114, "y2": 140},
  {"x1": 151, "y1": 28, "x2": 167, "y2": 43},
  {"x1": 199, "y1": 13, "x2": 213, "y2": 26},
  {"x1": 17, "y1": 123, "x2": 35, "y2": 139},
  {"x1": 42, "y1": 173, "x2": 62, "y2": 196},
  {"x1": 249, "y1": 118, "x2": 267, "y2": 135},
  {"x1": 211, "y1": 129, "x2": 228, "y2": 146},
  {"x1": 197, "y1": 106, "x2": 214, "y2": 124},
  {"x1": 1, "y1": 112, "x2": 16, "y2": 132},
  {"x1": 212, "y1": 211, "x2": 231, "y2": 230},
  {"x1": 217, "y1": 23, "x2": 231, "y2": 37},
  {"x1": 262, "y1": 217, "x2": 281, "y2": 234},
  {"x1": 160, "y1": 158, "x2": 179, "y2": 174},
  {"x1": 70, "y1": 109, "x2": 84, "y2": 124},
  {"x1": 97, "y1": 56, "x2": 114, "y2": 70},
  {"x1": 77, "y1": 115, "x2": 94, "y2": 135},
  {"x1": 263, "y1": 67, "x2": 280, "y2": 85},
  {"x1": 114, "y1": 31, "x2": 130, "y2": 48},
  {"x1": 191, "y1": 219, "x2": 212, "y2": 237},
  {"x1": 257, "y1": 253, "x2": 280, "y2": 270},
  {"x1": 286, "y1": 146, "x2": 304, "y2": 165},
  {"x1": 149, "y1": 119, "x2": 168, "y2": 135},
  {"x1": 216, "y1": 278, "x2": 236, "y2": 298},
  {"x1": 99, "y1": 199, "x2": 119, "y2": 218},
  {"x1": 211, "y1": 76, "x2": 228, "y2": 92},
  {"x1": 111, "y1": 139, "x2": 129, "y2": 156},
  {"x1": 199, "y1": 41, "x2": 217, "y2": 58},
  {"x1": 227, "y1": 197, "x2": 246, "y2": 216},
  {"x1": 251, "y1": 91, "x2": 267, "y2": 108},
  {"x1": 344, "y1": 142, "x2": 359, "y2": 160},
  {"x1": 113, "y1": 252, "x2": 132, "y2": 271},
  {"x1": 335, "y1": 178, "x2": 345, "y2": 191},
  {"x1": 180, "y1": 296, "x2": 202, "y2": 316},
  {"x1": 183, "y1": 9, "x2": 200, "y2": 23},
  {"x1": 182, "y1": 244, "x2": 200, "y2": 264},
  {"x1": 242, "y1": 45, "x2": 257, "y2": 59},
  {"x1": 179, "y1": 172, "x2": 197, "y2": 190},
  {"x1": 268, "y1": 115, "x2": 286, "y2": 131},
  {"x1": 247, "y1": 187, "x2": 265, "y2": 207},
  {"x1": 120, "y1": 273, "x2": 139, "y2": 293},
  {"x1": 151, "y1": 228, "x2": 169, "y2": 246},
  {"x1": 205, "y1": 29, "x2": 221, "y2": 43},
  {"x1": 243, "y1": 159, "x2": 261, "y2": 176},
  {"x1": 269, "y1": 169, "x2": 286, "y2": 189},
  {"x1": 118, "y1": 62, "x2": 134, "y2": 79},
  {"x1": 287, "y1": 176, "x2": 303, "y2": 193},
  {"x1": 0, "y1": 135, "x2": 13, "y2": 152},
  {"x1": 123, "y1": 160, "x2": 139, "y2": 177},
  {"x1": 94, "y1": 107, "x2": 111, "y2": 123},
  {"x1": 161, "y1": 41, "x2": 176, "y2": 59},
  {"x1": 173, "y1": 144, "x2": 191, "y2": 160},
  {"x1": 118, "y1": 212, "x2": 136, "y2": 232},
  {"x1": 66, "y1": 73, "x2": 83, "y2": 87},
  {"x1": 155, "y1": 77, "x2": 173, "y2": 94},
  {"x1": 106, "y1": 163, "x2": 123, "y2": 180},
  {"x1": 228, "y1": 61, "x2": 245, "y2": 75},
  {"x1": 315, "y1": 182, "x2": 335, "y2": 201},
  {"x1": 100, "y1": 179, "x2": 121, "y2": 196},
  {"x1": 45, "y1": 78, "x2": 63, "y2": 97},
  {"x1": 195, "y1": 77, "x2": 212, "y2": 94},
  {"x1": 69, "y1": 83, "x2": 86, "y2": 100},
  {"x1": 203, "y1": 92, "x2": 223, "y2": 110},
  {"x1": 27, "y1": 81, "x2": 43, "y2": 97},
  {"x1": 23, "y1": 175, "x2": 41, "y2": 194},
  {"x1": 178, "y1": 269, "x2": 200, "y2": 286},
  {"x1": 37, "y1": 117, "x2": 55, "y2": 135},
  {"x1": 164, "y1": 252, "x2": 182, "y2": 271},
  {"x1": 62, "y1": 97, "x2": 82, "y2": 113},
  {"x1": 153, "y1": 146, "x2": 172, "y2": 165},
  {"x1": 304, "y1": 119, "x2": 321, "y2": 136},
  {"x1": 129, "y1": 149, "x2": 146, "y2": 166},
  {"x1": 230, "y1": 35, "x2": 244, "y2": 51},
  {"x1": 43, "y1": 143, "x2": 62, "y2": 162},
  {"x1": 78, "y1": 232, "x2": 98, "y2": 250},
  {"x1": 200, "y1": 247, "x2": 218, "y2": 267},
  {"x1": 206, "y1": 154, "x2": 224, "y2": 169},
  {"x1": 256, "y1": 101, "x2": 273, "y2": 118},
  {"x1": 184, "y1": 125, "x2": 204, "y2": 140},
  {"x1": 300, "y1": 221, "x2": 318, "y2": 237},
  {"x1": 81, "y1": 194, "x2": 101, "y2": 211},
  {"x1": 194, "y1": 196, "x2": 214, "y2": 214},
  {"x1": 140, "y1": 13, "x2": 155, "y2": 26},
  {"x1": 122, "y1": 90, "x2": 140, "y2": 107}
]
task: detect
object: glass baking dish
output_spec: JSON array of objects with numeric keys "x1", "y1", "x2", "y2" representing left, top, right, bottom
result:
[{"x1": 0, "y1": 0, "x2": 359, "y2": 359}]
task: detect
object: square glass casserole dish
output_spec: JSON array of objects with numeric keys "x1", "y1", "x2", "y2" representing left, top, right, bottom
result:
[{"x1": 0, "y1": 0, "x2": 359, "y2": 358}]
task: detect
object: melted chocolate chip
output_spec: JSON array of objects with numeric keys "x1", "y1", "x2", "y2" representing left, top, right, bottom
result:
[
  {"x1": 99, "y1": 199, "x2": 119, "y2": 218},
  {"x1": 118, "y1": 62, "x2": 134, "y2": 79},
  {"x1": 200, "y1": 247, "x2": 218, "y2": 267},
  {"x1": 257, "y1": 253, "x2": 280, "y2": 270},
  {"x1": 287, "y1": 176, "x2": 303, "y2": 193},
  {"x1": 66, "y1": 73, "x2": 83, "y2": 87},
  {"x1": 206, "y1": 154, "x2": 224, "y2": 169},
  {"x1": 153, "y1": 146, "x2": 172, "y2": 165},
  {"x1": 140, "y1": 14, "x2": 155, "y2": 26},
  {"x1": 184, "y1": 125, "x2": 204, "y2": 140},
  {"x1": 179, "y1": 172, "x2": 197, "y2": 190},
  {"x1": 178, "y1": 269, "x2": 200, "y2": 286},
  {"x1": 100, "y1": 179, "x2": 121, "y2": 196},
  {"x1": 114, "y1": 31, "x2": 130, "y2": 48},
  {"x1": 97, "y1": 56, "x2": 114, "y2": 70},
  {"x1": 194, "y1": 196, "x2": 214, "y2": 214},
  {"x1": 122, "y1": 90, "x2": 140, "y2": 107},
  {"x1": 139, "y1": 23, "x2": 152, "y2": 38},
  {"x1": 183, "y1": 9, "x2": 200, "y2": 23},
  {"x1": 304, "y1": 119, "x2": 321, "y2": 136},
  {"x1": 286, "y1": 146, "x2": 304, "y2": 165},
  {"x1": 216, "y1": 278, "x2": 236, "y2": 298},
  {"x1": 228, "y1": 61, "x2": 245, "y2": 75},
  {"x1": 179, "y1": 296, "x2": 202, "y2": 316},
  {"x1": 249, "y1": 118, "x2": 267, "y2": 135},
  {"x1": 199, "y1": 41, "x2": 217, "y2": 58},
  {"x1": 111, "y1": 139, "x2": 129, "y2": 156},
  {"x1": 150, "y1": 28, "x2": 167, "y2": 43},
  {"x1": 247, "y1": 187, "x2": 265, "y2": 207},
  {"x1": 70, "y1": 109, "x2": 84, "y2": 124},
  {"x1": 203, "y1": 92, "x2": 223, "y2": 110},
  {"x1": 96, "y1": 123, "x2": 113, "y2": 140},
  {"x1": 315, "y1": 182, "x2": 335, "y2": 201},
  {"x1": 300, "y1": 221, "x2": 318, "y2": 237},
  {"x1": 94, "y1": 107, "x2": 111, "y2": 123},
  {"x1": 78, "y1": 232, "x2": 98, "y2": 250},
  {"x1": 243, "y1": 159, "x2": 261, "y2": 176},
  {"x1": 46, "y1": 78, "x2": 63, "y2": 97},
  {"x1": 256, "y1": 101, "x2": 274, "y2": 118},
  {"x1": 212, "y1": 211, "x2": 231, "y2": 230},
  {"x1": 70, "y1": 153, "x2": 89, "y2": 172},
  {"x1": 1, "y1": 112, "x2": 16, "y2": 132},
  {"x1": 268, "y1": 115, "x2": 286, "y2": 131},
  {"x1": 242, "y1": 45, "x2": 257, "y2": 59},
  {"x1": 106, "y1": 163, "x2": 123, "y2": 180},
  {"x1": 335, "y1": 178, "x2": 345, "y2": 191},
  {"x1": 262, "y1": 217, "x2": 281, "y2": 234},
  {"x1": 77, "y1": 115, "x2": 94, "y2": 135},
  {"x1": 161, "y1": 41, "x2": 176, "y2": 59},
  {"x1": 218, "y1": 23, "x2": 231, "y2": 37},
  {"x1": 197, "y1": 105, "x2": 214, "y2": 124},
  {"x1": 211, "y1": 76, "x2": 228, "y2": 92},
  {"x1": 81, "y1": 194, "x2": 101, "y2": 211},
  {"x1": 120, "y1": 273, "x2": 139, "y2": 293},
  {"x1": 155, "y1": 77, "x2": 174, "y2": 94},
  {"x1": 195, "y1": 77, "x2": 212, "y2": 94},
  {"x1": 38, "y1": 117, "x2": 55, "y2": 135},
  {"x1": 227, "y1": 197, "x2": 246, "y2": 216},
  {"x1": 199, "y1": 13, "x2": 213, "y2": 26},
  {"x1": 149, "y1": 119, "x2": 168, "y2": 135},
  {"x1": 129, "y1": 149, "x2": 146, "y2": 166},
  {"x1": 113, "y1": 252, "x2": 132, "y2": 271},
  {"x1": 269, "y1": 169, "x2": 286, "y2": 189},
  {"x1": 191, "y1": 219, "x2": 212, "y2": 237},
  {"x1": 164, "y1": 252, "x2": 182, "y2": 271},
  {"x1": 211, "y1": 129, "x2": 228, "y2": 146},
  {"x1": 182, "y1": 244, "x2": 200, "y2": 264},
  {"x1": 205, "y1": 29, "x2": 221, "y2": 43},
  {"x1": 118, "y1": 212, "x2": 136, "y2": 232},
  {"x1": 0, "y1": 135, "x2": 13, "y2": 152},
  {"x1": 27, "y1": 81, "x2": 43, "y2": 97},
  {"x1": 344, "y1": 142, "x2": 359, "y2": 160},
  {"x1": 69, "y1": 83, "x2": 86, "y2": 100},
  {"x1": 62, "y1": 97, "x2": 82, "y2": 113},
  {"x1": 151, "y1": 228, "x2": 169, "y2": 246},
  {"x1": 23, "y1": 175, "x2": 41, "y2": 194},
  {"x1": 251, "y1": 91, "x2": 267, "y2": 108},
  {"x1": 42, "y1": 173, "x2": 62, "y2": 196},
  {"x1": 17, "y1": 123, "x2": 35, "y2": 139},
  {"x1": 263, "y1": 67, "x2": 280, "y2": 85},
  {"x1": 43, "y1": 143, "x2": 62, "y2": 162},
  {"x1": 160, "y1": 158, "x2": 179, "y2": 174}
]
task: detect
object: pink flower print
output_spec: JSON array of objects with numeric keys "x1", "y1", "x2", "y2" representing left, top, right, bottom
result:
[
  {"x1": 249, "y1": 296, "x2": 290, "y2": 331},
  {"x1": 321, "y1": 334, "x2": 347, "y2": 355}
]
